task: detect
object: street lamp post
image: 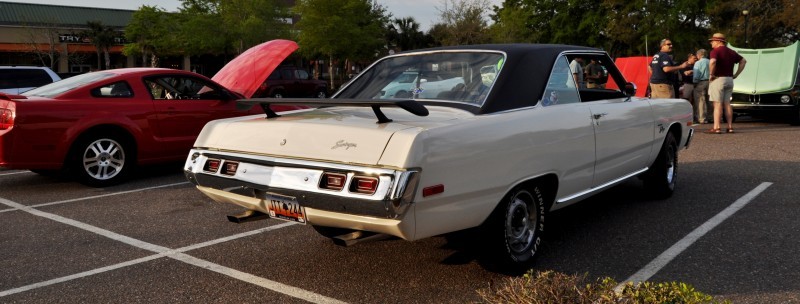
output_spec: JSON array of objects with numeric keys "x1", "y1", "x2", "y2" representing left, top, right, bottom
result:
[{"x1": 742, "y1": 10, "x2": 749, "y2": 47}]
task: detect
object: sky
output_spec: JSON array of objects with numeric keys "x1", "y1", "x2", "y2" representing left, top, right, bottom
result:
[{"x1": 8, "y1": 0, "x2": 503, "y2": 31}]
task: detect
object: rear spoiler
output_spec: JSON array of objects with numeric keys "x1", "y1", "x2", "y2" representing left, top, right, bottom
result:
[
  {"x1": 237, "y1": 98, "x2": 429, "y2": 123},
  {"x1": 0, "y1": 93, "x2": 27, "y2": 101}
]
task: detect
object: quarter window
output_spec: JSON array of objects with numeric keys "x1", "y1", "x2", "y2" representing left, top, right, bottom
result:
[
  {"x1": 541, "y1": 56, "x2": 581, "y2": 106},
  {"x1": 91, "y1": 81, "x2": 133, "y2": 97}
]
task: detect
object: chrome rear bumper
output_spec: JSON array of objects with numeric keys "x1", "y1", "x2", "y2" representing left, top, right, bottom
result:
[{"x1": 184, "y1": 149, "x2": 420, "y2": 237}]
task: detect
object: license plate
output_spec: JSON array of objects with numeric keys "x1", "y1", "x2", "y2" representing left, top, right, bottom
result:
[{"x1": 264, "y1": 193, "x2": 306, "y2": 224}]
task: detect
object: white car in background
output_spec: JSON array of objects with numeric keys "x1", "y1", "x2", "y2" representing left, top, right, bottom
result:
[
  {"x1": 379, "y1": 71, "x2": 464, "y2": 99},
  {"x1": 0, "y1": 66, "x2": 61, "y2": 94}
]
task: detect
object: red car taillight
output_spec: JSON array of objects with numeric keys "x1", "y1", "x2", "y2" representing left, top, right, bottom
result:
[
  {"x1": 204, "y1": 158, "x2": 221, "y2": 173},
  {"x1": 351, "y1": 176, "x2": 379, "y2": 194},
  {"x1": 320, "y1": 172, "x2": 347, "y2": 191},
  {"x1": 0, "y1": 108, "x2": 14, "y2": 130}
]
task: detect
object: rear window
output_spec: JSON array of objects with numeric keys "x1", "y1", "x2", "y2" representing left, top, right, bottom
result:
[
  {"x1": 24, "y1": 72, "x2": 115, "y2": 98},
  {"x1": 0, "y1": 69, "x2": 54, "y2": 89}
]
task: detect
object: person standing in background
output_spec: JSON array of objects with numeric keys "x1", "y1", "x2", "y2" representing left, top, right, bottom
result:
[
  {"x1": 649, "y1": 38, "x2": 690, "y2": 98},
  {"x1": 693, "y1": 49, "x2": 711, "y2": 124},
  {"x1": 708, "y1": 33, "x2": 747, "y2": 133},
  {"x1": 681, "y1": 53, "x2": 697, "y2": 107},
  {"x1": 568, "y1": 57, "x2": 585, "y2": 88}
]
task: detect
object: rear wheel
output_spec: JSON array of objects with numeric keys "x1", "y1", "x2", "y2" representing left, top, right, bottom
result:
[
  {"x1": 70, "y1": 134, "x2": 134, "y2": 187},
  {"x1": 315, "y1": 89, "x2": 327, "y2": 98},
  {"x1": 484, "y1": 184, "x2": 546, "y2": 269},
  {"x1": 272, "y1": 91, "x2": 284, "y2": 98},
  {"x1": 643, "y1": 133, "x2": 678, "y2": 198}
]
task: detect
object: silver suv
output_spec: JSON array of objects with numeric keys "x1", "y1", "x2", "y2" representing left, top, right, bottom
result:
[{"x1": 0, "y1": 66, "x2": 61, "y2": 94}]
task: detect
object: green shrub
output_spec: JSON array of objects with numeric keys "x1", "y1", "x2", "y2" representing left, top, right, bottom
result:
[{"x1": 476, "y1": 270, "x2": 730, "y2": 304}]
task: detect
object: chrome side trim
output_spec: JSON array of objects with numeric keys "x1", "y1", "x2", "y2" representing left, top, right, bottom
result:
[{"x1": 556, "y1": 168, "x2": 649, "y2": 204}]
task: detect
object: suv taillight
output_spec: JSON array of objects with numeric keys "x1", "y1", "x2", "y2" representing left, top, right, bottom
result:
[{"x1": 0, "y1": 108, "x2": 14, "y2": 130}]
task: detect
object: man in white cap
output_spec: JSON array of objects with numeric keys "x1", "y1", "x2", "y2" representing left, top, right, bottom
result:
[{"x1": 707, "y1": 32, "x2": 747, "y2": 133}]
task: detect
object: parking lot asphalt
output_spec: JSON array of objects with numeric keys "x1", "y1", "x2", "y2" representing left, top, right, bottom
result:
[{"x1": 1, "y1": 118, "x2": 799, "y2": 303}]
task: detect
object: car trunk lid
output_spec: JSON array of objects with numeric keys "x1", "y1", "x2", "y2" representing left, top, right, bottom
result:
[{"x1": 196, "y1": 107, "x2": 469, "y2": 165}]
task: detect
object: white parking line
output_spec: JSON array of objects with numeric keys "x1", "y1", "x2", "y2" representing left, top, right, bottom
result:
[
  {"x1": 0, "y1": 197, "x2": 347, "y2": 304},
  {"x1": 0, "y1": 182, "x2": 190, "y2": 214},
  {"x1": 0, "y1": 222, "x2": 296, "y2": 298},
  {"x1": 0, "y1": 171, "x2": 31, "y2": 176},
  {"x1": 616, "y1": 182, "x2": 772, "y2": 291}
]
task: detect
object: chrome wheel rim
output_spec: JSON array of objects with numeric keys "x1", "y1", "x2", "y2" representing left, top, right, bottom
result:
[
  {"x1": 666, "y1": 146, "x2": 676, "y2": 185},
  {"x1": 505, "y1": 192, "x2": 536, "y2": 254},
  {"x1": 273, "y1": 93, "x2": 283, "y2": 98},
  {"x1": 316, "y1": 91, "x2": 326, "y2": 98},
  {"x1": 83, "y1": 138, "x2": 125, "y2": 181}
]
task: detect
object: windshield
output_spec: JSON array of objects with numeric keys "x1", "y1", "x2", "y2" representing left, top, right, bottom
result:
[
  {"x1": 23, "y1": 72, "x2": 116, "y2": 98},
  {"x1": 336, "y1": 51, "x2": 505, "y2": 106}
]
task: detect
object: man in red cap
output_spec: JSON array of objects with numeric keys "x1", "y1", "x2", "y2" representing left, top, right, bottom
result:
[{"x1": 708, "y1": 32, "x2": 747, "y2": 133}]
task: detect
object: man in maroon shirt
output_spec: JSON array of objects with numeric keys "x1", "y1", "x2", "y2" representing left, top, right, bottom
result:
[{"x1": 708, "y1": 32, "x2": 747, "y2": 133}]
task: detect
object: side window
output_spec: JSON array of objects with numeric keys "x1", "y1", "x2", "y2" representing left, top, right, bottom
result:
[
  {"x1": 296, "y1": 69, "x2": 310, "y2": 80},
  {"x1": 16, "y1": 69, "x2": 53, "y2": 88},
  {"x1": 91, "y1": 81, "x2": 133, "y2": 97},
  {"x1": 267, "y1": 70, "x2": 280, "y2": 80},
  {"x1": 541, "y1": 56, "x2": 581, "y2": 106},
  {"x1": 281, "y1": 69, "x2": 293, "y2": 80},
  {"x1": 145, "y1": 76, "x2": 221, "y2": 100}
]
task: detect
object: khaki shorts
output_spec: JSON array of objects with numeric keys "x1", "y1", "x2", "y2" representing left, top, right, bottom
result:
[
  {"x1": 709, "y1": 77, "x2": 734, "y2": 104},
  {"x1": 650, "y1": 83, "x2": 674, "y2": 99}
]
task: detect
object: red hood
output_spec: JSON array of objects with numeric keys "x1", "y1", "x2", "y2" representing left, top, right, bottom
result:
[
  {"x1": 614, "y1": 56, "x2": 650, "y2": 97},
  {"x1": 212, "y1": 39, "x2": 298, "y2": 98}
]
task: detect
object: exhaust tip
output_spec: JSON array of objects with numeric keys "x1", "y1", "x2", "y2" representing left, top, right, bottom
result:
[{"x1": 227, "y1": 210, "x2": 270, "y2": 224}]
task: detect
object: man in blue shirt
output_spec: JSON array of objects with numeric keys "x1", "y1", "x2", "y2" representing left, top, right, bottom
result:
[
  {"x1": 649, "y1": 38, "x2": 690, "y2": 98},
  {"x1": 692, "y1": 49, "x2": 711, "y2": 123}
]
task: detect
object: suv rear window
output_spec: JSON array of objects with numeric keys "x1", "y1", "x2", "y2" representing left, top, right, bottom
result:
[{"x1": 0, "y1": 69, "x2": 53, "y2": 89}]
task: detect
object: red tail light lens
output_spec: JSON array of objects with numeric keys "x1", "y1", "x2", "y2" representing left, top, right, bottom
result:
[
  {"x1": 204, "y1": 159, "x2": 221, "y2": 173},
  {"x1": 319, "y1": 172, "x2": 346, "y2": 191},
  {"x1": 0, "y1": 108, "x2": 13, "y2": 130},
  {"x1": 351, "y1": 176, "x2": 379, "y2": 194}
]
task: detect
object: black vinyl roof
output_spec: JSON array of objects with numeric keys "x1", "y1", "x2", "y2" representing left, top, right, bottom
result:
[{"x1": 399, "y1": 44, "x2": 603, "y2": 114}]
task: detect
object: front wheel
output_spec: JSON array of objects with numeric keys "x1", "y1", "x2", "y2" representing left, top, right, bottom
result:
[
  {"x1": 484, "y1": 185, "x2": 546, "y2": 269},
  {"x1": 71, "y1": 134, "x2": 133, "y2": 187},
  {"x1": 315, "y1": 90, "x2": 327, "y2": 98},
  {"x1": 643, "y1": 133, "x2": 678, "y2": 198}
]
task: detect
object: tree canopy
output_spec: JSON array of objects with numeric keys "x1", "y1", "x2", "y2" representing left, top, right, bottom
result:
[{"x1": 490, "y1": 0, "x2": 800, "y2": 57}]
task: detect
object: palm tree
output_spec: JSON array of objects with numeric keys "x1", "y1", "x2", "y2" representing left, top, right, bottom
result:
[
  {"x1": 391, "y1": 17, "x2": 426, "y2": 51},
  {"x1": 84, "y1": 21, "x2": 115, "y2": 69}
]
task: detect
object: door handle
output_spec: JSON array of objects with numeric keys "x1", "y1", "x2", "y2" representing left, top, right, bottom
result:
[{"x1": 592, "y1": 113, "x2": 608, "y2": 119}]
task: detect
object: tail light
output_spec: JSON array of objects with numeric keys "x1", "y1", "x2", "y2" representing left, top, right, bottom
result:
[
  {"x1": 222, "y1": 161, "x2": 238, "y2": 176},
  {"x1": 351, "y1": 176, "x2": 379, "y2": 194},
  {"x1": 319, "y1": 172, "x2": 346, "y2": 191},
  {"x1": 0, "y1": 108, "x2": 14, "y2": 130},
  {"x1": 204, "y1": 158, "x2": 221, "y2": 173}
]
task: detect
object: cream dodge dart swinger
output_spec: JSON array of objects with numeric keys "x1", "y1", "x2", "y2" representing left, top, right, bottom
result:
[{"x1": 184, "y1": 44, "x2": 694, "y2": 268}]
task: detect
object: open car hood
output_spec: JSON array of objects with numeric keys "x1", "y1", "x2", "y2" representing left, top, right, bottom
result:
[
  {"x1": 730, "y1": 41, "x2": 800, "y2": 94},
  {"x1": 614, "y1": 56, "x2": 650, "y2": 97},
  {"x1": 212, "y1": 39, "x2": 298, "y2": 98}
]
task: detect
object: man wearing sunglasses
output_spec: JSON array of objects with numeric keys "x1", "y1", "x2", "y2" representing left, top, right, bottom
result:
[{"x1": 649, "y1": 39, "x2": 692, "y2": 98}]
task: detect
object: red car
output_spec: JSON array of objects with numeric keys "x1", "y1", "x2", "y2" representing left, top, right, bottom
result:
[
  {"x1": 0, "y1": 39, "x2": 301, "y2": 187},
  {"x1": 255, "y1": 66, "x2": 328, "y2": 98}
]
